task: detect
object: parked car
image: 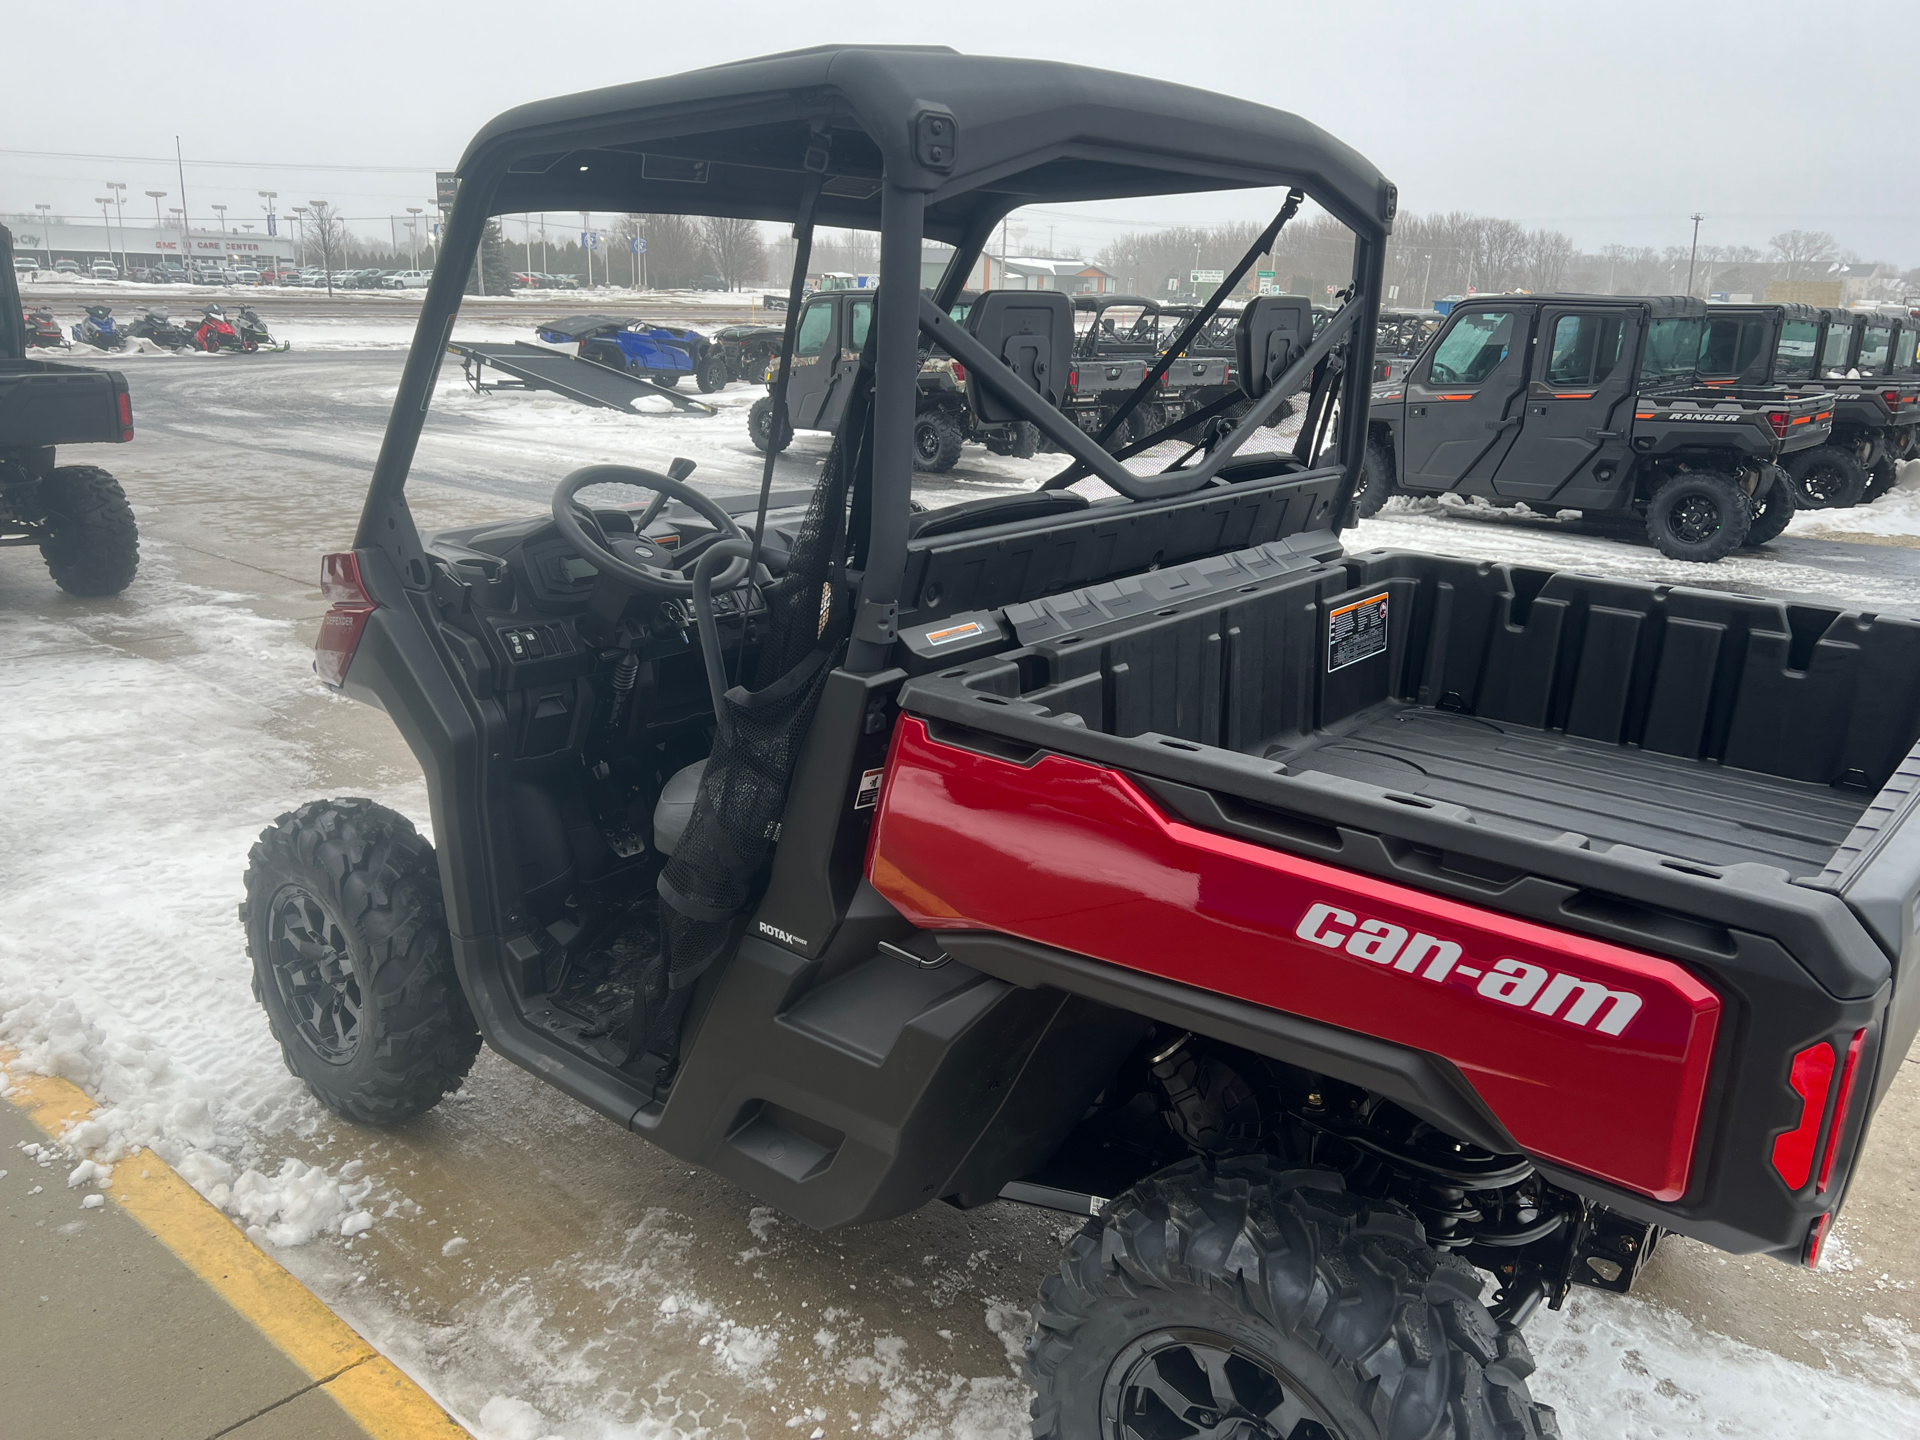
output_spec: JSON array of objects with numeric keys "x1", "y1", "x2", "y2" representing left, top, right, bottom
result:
[
  {"x1": 382, "y1": 269, "x2": 433, "y2": 289},
  {"x1": 541, "y1": 272, "x2": 579, "y2": 290},
  {"x1": 510, "y1": 271, "x2": 543, "y2": 289},
  {"x1": 232, "y1": 268, "x2": 261, "y2": 286},
  {"x1": 54, "y1": 259, "x2": 81, "y2": 276},
  {"x1": 90, "y1": 262, "x2": 119, "y2": 280},
  {"x1": 11, "y1": 255, "x2": 37, "y2": 279}
]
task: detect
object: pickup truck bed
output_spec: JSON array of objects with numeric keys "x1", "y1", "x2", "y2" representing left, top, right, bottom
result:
[{"x1": 878, "y1": 540, "x2": 1920, "y2": 1257}]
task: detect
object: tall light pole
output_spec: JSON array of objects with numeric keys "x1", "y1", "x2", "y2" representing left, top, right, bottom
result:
[
  {"x1": 292, "y1": 205, "x2": 309, "y2": 269},
  {"x1": 1686, "y1": 213, "x2": 1705, "y2": 296},
  {"x1": 34, "y1": 203, "x2": 53, "y2": 268},
  {"x1": 407, "y1": 208, "x2": 423, "y2": 271},
  {"x1": 106, "y1": 181, "x2": 127, "y2": 274},
  {"x1": 94, "y1": 198, "x2": 113, "y2": 271},
  {"x1": 145, "y1": 190, "x2": 167, "y2": 270},
  {"x1": 212, "y1": 203, "x2": 227, "y2": 234},
  {"x1": 1421, "y1": 252, "x2": 1434, "y2": 309}
]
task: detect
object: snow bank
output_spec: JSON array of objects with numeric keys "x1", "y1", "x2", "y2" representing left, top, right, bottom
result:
[{"x1": 0, "y1": 550, "x2": 394, "y2": 1249}]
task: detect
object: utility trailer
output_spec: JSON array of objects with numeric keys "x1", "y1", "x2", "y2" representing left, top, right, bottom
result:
[
  {"x1": 1360, "y1": 294, "x2": 1828, "y2": 557},
  {"x1": 1697, "y1": 303, "x2": 1920, "y2": 506},
  {"x1": 448, "y1": 339, "x2": 718, "y2": 415},
  {"x1": 0, "y1": 223, "x2": 140, "y2": 595},
  {"x1": 243, "y1": 49, "x2": 1920, "y2": 1440}
]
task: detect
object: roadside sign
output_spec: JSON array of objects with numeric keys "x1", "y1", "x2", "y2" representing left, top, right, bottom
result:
[
  {"x1": 1388, "y1": 284, "x2": 1400, "y2": 300},
  {"x1": 265, "y1": 213, "x2": 277, "y2": 237},
  {"x1": 1256, "y1": 269, "x2": 1275, "y2": 280},
  {"x1": 1166, "y1": 277, "x2": 1179, "y2": 292},
  {"x1": 1190, "y1": 268, "x2": 1225, "y2": 284},
  {"x1": 583, "y1": 232, "x2": 599, "y2": 251},
  {"x1": 631, "y1": 236, "x2": 642, "y2": 254},
  {"x1": 435, "y1": 171, "x2": 458, "y2": 210}
]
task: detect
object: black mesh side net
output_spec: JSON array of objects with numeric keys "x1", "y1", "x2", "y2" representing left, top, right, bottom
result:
[{"x1": 625, "y1": 369, "x2": 867, "y2": 1074}]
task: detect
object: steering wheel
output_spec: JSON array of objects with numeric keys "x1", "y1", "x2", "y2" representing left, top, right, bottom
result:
[{"x1": 550, "y1": 463, "x2": 753, "y2": 596}]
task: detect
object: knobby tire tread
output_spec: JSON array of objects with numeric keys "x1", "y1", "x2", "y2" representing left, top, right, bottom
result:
[
  {"x1": 241, "y1": 798, "x2": 480, "y2": 1125},
  {"x1": 1025, "y1": 1155, "x2": 1558, "y2": 1440}
]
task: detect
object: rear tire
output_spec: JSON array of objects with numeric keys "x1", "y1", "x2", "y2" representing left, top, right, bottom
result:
[
  {"x1": 1784, "y1": 444, "x2": 1867, "y2": 509},
  {"x1": 912, "y1": 407, "x2": 965, "y2": 472},
  {"x1": 241, "y1": 799, "x2": 479, "y2": 1126},
  {"x1": 985, "y1": 422, "x2": 1040, "y2": 458},
  {"x1": 1646, "y1": 471, "x2": 1750, "y2": 562},
  {"x1": 38, "y1": 466, "x2": 139, "y2": 596},
  {"x1": 654, "y1": 371, "x2": 682, "y2": 389},
  {"x1": 747, "y1": 395, "x2": 792, "y2": 455},
  {"x1": 1743, "y1": 474, "x2": 1797, "y2": 546},
  {"x1": 1352, "y1": 435, "x2": 1398, "y2": 518},
  {"x1": 1027, "y1": 1155, "x2": 1558, "y2": 1440}
]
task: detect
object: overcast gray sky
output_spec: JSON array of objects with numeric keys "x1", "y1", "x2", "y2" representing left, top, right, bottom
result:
[{"x1": 5, "y1": 0, "x2": 1913, "y2": 264}]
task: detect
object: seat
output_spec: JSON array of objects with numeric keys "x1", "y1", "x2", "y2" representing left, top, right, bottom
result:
[{"x1": 652, "y1": 759, "x2": 707, "y2": 856}]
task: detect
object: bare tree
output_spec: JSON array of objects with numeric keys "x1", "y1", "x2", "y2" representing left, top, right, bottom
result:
[
  {"x1": 630, "y1": 213, "x2": 706, "y2": 289},
  {"x1": 1520, "y1": 228, "x2": 1574, "y2": 293},
  {"x1": 305, "y1": 201, "x2": 349, "y2": 296},
  {"x1": 1768, "y1": 230, "x2": 1839, "y2": 282},
  {"x1": 699, "y1": 216, "x2": 768, "y2": 289}
]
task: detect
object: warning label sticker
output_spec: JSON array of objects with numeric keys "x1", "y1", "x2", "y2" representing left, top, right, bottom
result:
[{"x1": 1327, "y1": 592, "x2": 1390, "y2": 672}]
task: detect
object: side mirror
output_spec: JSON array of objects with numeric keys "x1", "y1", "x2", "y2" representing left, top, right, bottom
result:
[
  {"x1": 1236, "y1": 295, "x2": 1313, "y2": 398},
  {"x1": 667, "y1": 456, "x2": 696, "y2": 482},
  {"x1": 963, "y1": 290, "x2": 1072, "y2": 424}
]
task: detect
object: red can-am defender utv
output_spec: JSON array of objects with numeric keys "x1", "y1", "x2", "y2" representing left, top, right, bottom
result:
[{"x1": 243, "y1": 49, "x2": 1920, "y2": 1440}]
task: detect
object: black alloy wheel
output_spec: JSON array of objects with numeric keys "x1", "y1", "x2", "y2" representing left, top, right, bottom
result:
[
  {"x1": 1645, "y1": 470, "x2": 1749, "y2": 561},
  {"x1": 266, "y1": 887, "x2": 363, "y2": 1064},
  {"x1": 1104, "y1": 1329, "x2": 1342, "y2": 1440}
]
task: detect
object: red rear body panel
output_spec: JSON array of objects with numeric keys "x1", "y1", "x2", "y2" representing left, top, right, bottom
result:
[{"x1": 868, "y1": 719, "x2": 1722, "y2": 1201}]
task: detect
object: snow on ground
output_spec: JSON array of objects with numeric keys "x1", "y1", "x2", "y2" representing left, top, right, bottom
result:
[
  {"x1": 0, "y1": 551, "x2": 389, "y2": 1246},
  {"x1": 7, "y1": 376, "x2": 1920, "y2": 1435}
]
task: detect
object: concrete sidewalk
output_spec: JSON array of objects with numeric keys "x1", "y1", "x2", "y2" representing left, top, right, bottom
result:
[{"x1": 0, "y1": 1096, "x2": 410, "y2": 1440}]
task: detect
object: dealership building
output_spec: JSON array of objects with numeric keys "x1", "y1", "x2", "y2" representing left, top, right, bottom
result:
[{"x1": 5, "y1": 213, "x2": 296, "y2": 271}]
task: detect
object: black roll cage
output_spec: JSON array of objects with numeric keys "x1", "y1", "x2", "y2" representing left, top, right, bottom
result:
[{"x1": 353, "y1": 47, "x2": 1392, "y2": 674}]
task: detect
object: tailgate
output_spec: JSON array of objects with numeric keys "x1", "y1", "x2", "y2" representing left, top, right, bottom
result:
[
  {"x1": 0, "y1": 360, "x2": 129, "y2": 446},
  {"x1": 1071, "y1": 357, "x2": 1149, "y2": 395}
]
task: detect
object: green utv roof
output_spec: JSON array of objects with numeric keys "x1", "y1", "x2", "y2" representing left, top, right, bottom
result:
[{"x1": 456, "y1": 45, "x2": 1397, "y2": 246}]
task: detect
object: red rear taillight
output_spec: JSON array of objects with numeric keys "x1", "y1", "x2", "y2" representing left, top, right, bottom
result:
[
  {"x1": 1770, "y1": 1041, "x2": 1836, "y2": 1190},
  {"x1": 951, "y1": 361, "x2": 966, "y2": 385},
  {"x1": 1068, "y1": 367, "x2": 1078, "y2": 390},
  {"x1": 1884, "y1": 390, "x2": 1901, "y2": 407},
  {"x1": 1815, "y1": 1028, "x2": 1868, "y2": 1196},
  {"x1": 315, "y1": 551, "x2": 376, "y2": 688},
  {"x1": 1767, "y1": 411, "x2": 1790, "y2": 439},
  {"x1": 117, "y1": 390, "x2": 133, "y2": 441}
]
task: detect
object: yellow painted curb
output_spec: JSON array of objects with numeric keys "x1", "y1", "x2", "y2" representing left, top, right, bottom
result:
[{"x1": 4, "y1": 1058, "x2": 471, "y2": 1440}]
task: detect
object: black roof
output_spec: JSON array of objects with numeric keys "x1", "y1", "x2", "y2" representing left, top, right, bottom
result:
[
  {"x1": 1073, "y1": 294, "x2": 1162, "y2": 310},
  {"x1": 458, "y1": 46, "x2": 1395, "y2": 246},
  {"x1": 1456, "y1": 294, "x2": 1708, "y2": 318},
  {"x1": 1704, "y1": 302, "x2": 1820, "y2": 322}
]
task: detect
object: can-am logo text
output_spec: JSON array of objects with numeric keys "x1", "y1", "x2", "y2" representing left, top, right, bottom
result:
[{"x1": 1294, "y1": 903, "x2": 1643, "y2": 1036}]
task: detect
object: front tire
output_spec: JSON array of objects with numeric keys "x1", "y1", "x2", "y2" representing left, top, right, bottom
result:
[
  {"x1": 985, "y1": 422, "x2": 1040, "y2": 458},
  {"x1": 241, "y1": 799, "x2": 480, "y2": 1125},
  {"x1": 1646, "y1": 471, "x2": 1750, "y2": 562},
  {"x1": 696, "y1": 356, "x2": 728, "y2": 393},
  {"x1": 1863, "y1": 456, "x2": 1900, "y2": 504},
  {"x1": 1028, "y1": 1156, "x2": 1557, "y2": 1440},
  {"x1": 912, "y1": 407, "x2": 965, "y2": 472},
  {"x1": 1783, "y1": 444, "x2": 1867, "y2": 509},
  {"x1": 38, "y1": 466, "x2": 139, "y2": 596},
  {"x1": 748, "y1": 395, "x2": 792, "y2": 455}
]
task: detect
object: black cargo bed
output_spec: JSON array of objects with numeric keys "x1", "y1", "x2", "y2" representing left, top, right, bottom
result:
[{"x1": 1272, "y1": 701, "x2": 1870, "y2": 875}]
